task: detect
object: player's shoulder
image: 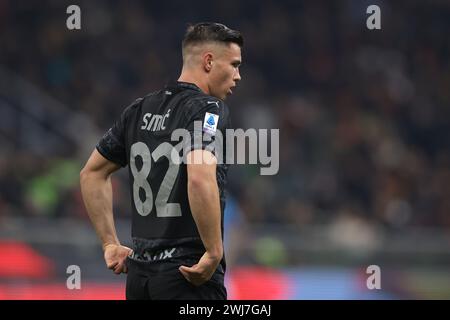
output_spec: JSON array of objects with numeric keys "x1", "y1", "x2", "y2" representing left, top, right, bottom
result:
[
  {"x1": 123, "y1": 90, "x2": 164, "y2": 116},
  {"x1": 137, "y1": 90, "x2": 162, "y2": 107},
  {"x1": 186, "y1": 92, "x2": 229, "y2": 116},
  {"x1": 122, "y1": 96, "x2": 145, "y2": 117}
]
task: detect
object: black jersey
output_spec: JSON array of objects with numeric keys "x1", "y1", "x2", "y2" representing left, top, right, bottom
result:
[{"x1": 96, "y1": 81, "x2": 231, "y2": 271}]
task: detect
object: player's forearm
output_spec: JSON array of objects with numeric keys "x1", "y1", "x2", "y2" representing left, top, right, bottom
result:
[
  {"x1": 80, "y1": 171, "x2": 120, "y2": 250},
  {"x1": 188, "y1": 177, "x2": 223, "y2": 260}
]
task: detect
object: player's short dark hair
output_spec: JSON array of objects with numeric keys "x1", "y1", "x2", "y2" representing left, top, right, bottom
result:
[{"x1": 182, "y1": 22, "x2": 244, "y2": 51}]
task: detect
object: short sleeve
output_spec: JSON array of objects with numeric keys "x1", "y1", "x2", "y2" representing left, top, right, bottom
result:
[{"x1": 96, "y1": 99, "x2": 141, "y2": 167}]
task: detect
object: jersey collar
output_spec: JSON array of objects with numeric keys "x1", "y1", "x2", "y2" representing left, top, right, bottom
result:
[{"x1": 169, "y1": 81, "x2": 202, "y2": 92}]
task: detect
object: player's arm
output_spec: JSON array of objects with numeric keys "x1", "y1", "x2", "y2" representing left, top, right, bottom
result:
[
  {"x1": 80, "y1": 149, "x2": 132, "y2": 274},
  {"x1": 179, "y1": 149, "x2": 223, "y2": 286}
]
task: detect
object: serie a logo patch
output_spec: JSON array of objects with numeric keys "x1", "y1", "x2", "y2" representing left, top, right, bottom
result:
[{"x1": 203, "y1": 112, "x2": 219, "y2": 135}]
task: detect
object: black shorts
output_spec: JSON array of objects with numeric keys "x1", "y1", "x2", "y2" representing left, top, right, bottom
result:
[{"x1": 125, "y1": 257, "x2": 227, "y2": 300}]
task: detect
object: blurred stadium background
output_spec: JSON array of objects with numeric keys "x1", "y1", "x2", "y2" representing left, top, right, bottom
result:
[{"x1": 1, "y1": 0, "x2": 450, "y2": 299}]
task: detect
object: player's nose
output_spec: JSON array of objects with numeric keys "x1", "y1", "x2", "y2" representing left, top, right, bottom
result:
[{"x1": 234, "y1": 70, "x2": 241, "y2": 82}]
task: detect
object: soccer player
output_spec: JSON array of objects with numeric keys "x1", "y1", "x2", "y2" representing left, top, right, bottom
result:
[{"x1": 80, "y1": 22, "x2": 243, "y2": 300}]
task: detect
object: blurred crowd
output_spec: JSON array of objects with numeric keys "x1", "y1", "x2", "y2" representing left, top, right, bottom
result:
[{"x1": 1, "y1": 0, "x2": 449, "y2": 231}]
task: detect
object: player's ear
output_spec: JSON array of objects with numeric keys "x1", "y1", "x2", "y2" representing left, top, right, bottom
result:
[{"x1": 203, "y1": 52, "x2": 213, "y2": 72}]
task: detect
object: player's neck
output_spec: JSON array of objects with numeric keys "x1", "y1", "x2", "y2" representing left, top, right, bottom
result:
[{"x1": 178, "y1": 72, "x2": 210, "y2": 95}]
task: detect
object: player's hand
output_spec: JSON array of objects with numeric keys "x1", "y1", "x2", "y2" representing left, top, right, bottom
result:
[
  {"x1": 103, "y1": 244, "x2": 133, "y2": 275},
  {"x1": 179, "y1": 251, "x2": 221, "y2": 286}
]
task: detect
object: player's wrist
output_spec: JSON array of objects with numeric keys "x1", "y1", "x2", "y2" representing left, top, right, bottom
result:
[
  {"x1": 102, "y1": 242, "x2": 120, "y2": 252},
  {"x1": 205, "y1": 248, "x2": 223, "y2": 262}
]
